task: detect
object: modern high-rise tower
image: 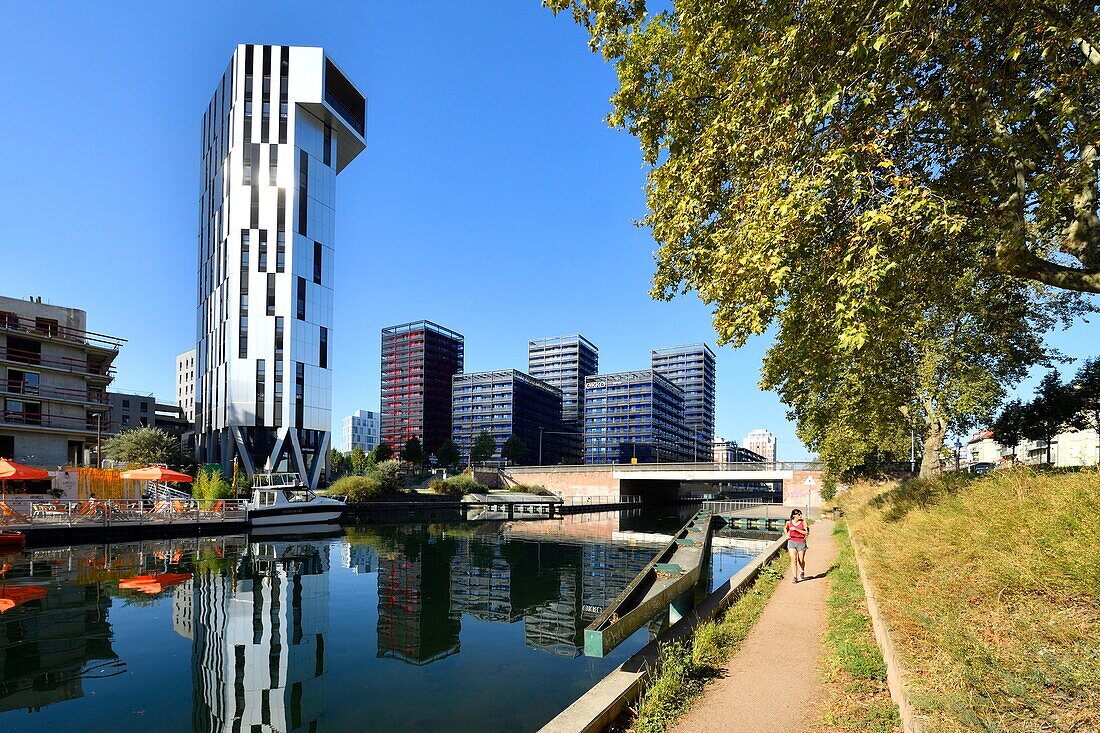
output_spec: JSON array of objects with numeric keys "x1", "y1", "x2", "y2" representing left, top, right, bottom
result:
[
  {"x1": 194, "y1": 44, "x2": 367, "y2": 488},
  {"x1": 527, "y1": 335, "x2": 598, "y2": 429},
  {"x1": 380, "y1": 321, "x2": 464, "y2": 455},
  {"x1": 651, "y1": 344, "x2": 716, "y2": 460}
]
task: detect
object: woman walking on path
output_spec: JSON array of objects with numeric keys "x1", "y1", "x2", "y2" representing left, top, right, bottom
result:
[{"x1": 785, "y1": 509, "x2": 809, "y2": 582}]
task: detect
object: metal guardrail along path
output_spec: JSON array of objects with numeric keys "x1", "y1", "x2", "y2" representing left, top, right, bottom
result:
[{"x1": 583, "y1": 507, "x2": 716, "y2": 658}]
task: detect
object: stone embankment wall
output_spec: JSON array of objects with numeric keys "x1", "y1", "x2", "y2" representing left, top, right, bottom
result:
[{"x1": 500, "y1": 469, "x2": 618, "y2": 500}]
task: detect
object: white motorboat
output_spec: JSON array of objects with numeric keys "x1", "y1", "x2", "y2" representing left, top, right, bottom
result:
[{"x1": 247, "y1": 473, "x2": 346, "y2": 527}]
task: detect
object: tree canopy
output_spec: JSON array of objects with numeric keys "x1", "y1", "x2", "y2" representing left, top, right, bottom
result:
[
  {"x1": 104, "y1": 427, "x2": 191, "y2": 468},
  {"x1": 435, "y1": 439, "x2": 461, "y2": 469},
  {"x1": 546, "y1": 0, "x2": 1098, "y2": 475},
  {"x1": 502, "y1": 435, "x2": 528, "y2": 463},
  {"x1": 470, "y1": 431, "x2": 497, "y2": 464},
  {"x1": 401, "y1": 437, "x2": 426, "y2": 466}
]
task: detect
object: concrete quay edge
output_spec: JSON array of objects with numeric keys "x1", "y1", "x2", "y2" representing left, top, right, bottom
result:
[
  {"x1": 846, "y1": 523, "x2": 926, "y2": 733},
  {"x1": 538, "y1": 532, "x2": 790, "y2": 733}
]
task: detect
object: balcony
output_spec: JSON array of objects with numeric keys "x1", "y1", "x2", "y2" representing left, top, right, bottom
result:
[
  {"x1": 2, "y1": 408, "x2": 99, "y2": 433},
  {"x1": 0, "y1": 344, "x2": 116, "y2": 379},
  {"x1": 0, "y1": 312, "x2": 124, "y2": 350}
]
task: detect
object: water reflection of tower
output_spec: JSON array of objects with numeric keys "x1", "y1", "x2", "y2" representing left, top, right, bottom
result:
[
  {"x1": 376, "y1": 533, "x2": 460, "y2": 665},
  {"x1": 179, "y1": 541, "x2": 330, "y2": 733},
  {"x1": 340, "y1": 544, "x2": 376, "y2": 574}
]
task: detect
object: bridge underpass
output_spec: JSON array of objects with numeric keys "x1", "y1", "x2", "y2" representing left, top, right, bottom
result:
[{"x1": 502, "y1": 462, "x2": 823, "y2": 507}]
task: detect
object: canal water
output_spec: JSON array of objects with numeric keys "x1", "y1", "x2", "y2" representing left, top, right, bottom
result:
[{"x1": 0, "y1": 507, "x2": 770, "y2": 732}]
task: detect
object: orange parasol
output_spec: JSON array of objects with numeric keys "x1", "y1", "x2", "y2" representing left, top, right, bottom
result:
[
  {"x1": 118, "y1": 572, "x2": 193, "y2": 594},
  {"x1": 0, "y1": 585, "x2": 47, "y2": 613},
  {"x1": 0, "y1": 458, "x2": 50, "y2": 501},
  {"x1": 120, "y1": 466, "x2": 194, "y2": 483}
]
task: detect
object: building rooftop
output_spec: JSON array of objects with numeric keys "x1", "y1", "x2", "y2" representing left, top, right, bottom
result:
[
  {"x1": 382, "y1": 320, "x2": 464, "y2": 341},
  {"x1": 529, "y1": 334, "x2": 598, "y2": 352}
]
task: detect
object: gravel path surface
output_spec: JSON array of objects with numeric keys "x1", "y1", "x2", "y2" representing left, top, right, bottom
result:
[{"x1": 674, "y1": 518, "x2": 838, "y2": 733}]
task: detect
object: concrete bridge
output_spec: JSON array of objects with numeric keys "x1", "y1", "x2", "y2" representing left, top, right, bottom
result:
[{"x1": 501, "y1": 462, "x2": 825, "y2": 508}]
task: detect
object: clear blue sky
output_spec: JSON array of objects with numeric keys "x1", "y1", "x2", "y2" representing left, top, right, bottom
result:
[{"x1": 3, "y1": 2, "x2": 1097, "y2": 461}]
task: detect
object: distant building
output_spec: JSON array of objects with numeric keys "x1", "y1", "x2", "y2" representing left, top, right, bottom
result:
[
  {"x1": 713, "y1": 438, "x2": 766, "y2": 463},
  {"x1": 176, "y1": 349, "x2": 196, "y2": 423},
  {"x1": 452, "y1": 369, "x2": 565, "y2": 465},
  {"x1": 105, "y1": 391, "x2": 192, "y2": 450},
  {"x1": 583, "y1": 370, "x2": 692, "y2": 464},
  {"x1": 743, "y1": 428, "x2": 777, "y2": 462},
  {"x1": 969, "y1": 425, "x2": 1099, "y2": 469},
  {"x1": 0, "y1": 295, "x2": 122, "y2": 467},
  {"x1": 342, "y1": 409, "x2": 380, "y2": 454},
  {"x1": 652, "y1": 344, "x2": 716, "y2": 459},
  {"x1": 381, "y1": 321, "x2": 464, "y2": 455}
]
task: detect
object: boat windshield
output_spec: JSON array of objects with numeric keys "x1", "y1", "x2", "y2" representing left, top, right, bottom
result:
[{"x1": 283, "y1": 490, "x2": 316, "y2": 503}]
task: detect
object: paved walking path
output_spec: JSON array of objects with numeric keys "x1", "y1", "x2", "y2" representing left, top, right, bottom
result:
[{"x1": 674, "y1": 518, "x2": 838, "y2": 733}]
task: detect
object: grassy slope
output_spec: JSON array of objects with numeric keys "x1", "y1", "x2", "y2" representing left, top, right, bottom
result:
[
  {"x1": 820, "y1": 521, "x2": 902, "y2": 732},
  {"x1": 841, "y1": 469, "x2": 1100, "y2": 732}
]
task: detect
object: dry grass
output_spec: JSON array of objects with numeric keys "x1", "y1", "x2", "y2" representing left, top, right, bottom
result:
[{"x1": 841, "y1": 468, "x2": 1100, "y2": 732}]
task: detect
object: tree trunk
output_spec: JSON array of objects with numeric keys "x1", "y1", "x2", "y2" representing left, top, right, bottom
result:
[{"x1": 919, "y1": 423, "x2": 946, "y2": 478}]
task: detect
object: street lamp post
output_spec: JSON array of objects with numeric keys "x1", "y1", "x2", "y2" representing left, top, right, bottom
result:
[
  {"x1": 538, "y1": 428, "x2": 578, "y2": 466},
  {"x1": 94, "y1": 412, "x2": 103, "y2": 468},
  {"x1": 953, "y1": 438, "x2": 962, "y2": 472}
]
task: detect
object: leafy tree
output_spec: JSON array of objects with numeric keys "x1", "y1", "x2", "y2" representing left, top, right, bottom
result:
[
  {"x1": 992, "y1": 399, "x2": 1029, "y2": 461},
  {"x1": 548, "y1": 1, "x2": 1100, "y2": 302},
  {"x1": 329, "y1": 448, "x2": 347, "y2": 475},
  {"x1": 1021, "y1": 372, "x2": 1079, "y2": 464},
  {"x1": 400, "y1": 437, "x2": 426, "y2": 467},
  {"x1": 1070, "y1": 358, "x2": 1100, "y2": 461},
  {"x1": 470, "y1": 431, "x2": 496, "y2": 464},
  {"x1": 546, "y1": 0, "x2": 1097, "y2": 476},
  {"x1": 349, "y1": 445, "x2": 369, "y2": 475},
  {"x1": 370, "y1": 441, "x2": 394, "y2": 463},
  {"x1": 435, "y1": 439, "x2": 460, "y2": 469},
  {"x1": 104, "y1": 427, "x2": 188, "y2": 468},
  {"x1": 501, "y1": 435, "x2": 527, "y2": 464}
]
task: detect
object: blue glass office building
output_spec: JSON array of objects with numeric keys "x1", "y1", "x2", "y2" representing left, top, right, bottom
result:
[
  {"x1": 452, "y1": 369, "x2": 566, "y2": 465},
  {"x1": 651, "y1": 344, "x2": 716, "y2": 460},
  {"x1": 528, "y1": 335, "x2": 596, "y2": 464},
  {"x1": 583, "y1": 370, "x2": 693, "y2": 464}
]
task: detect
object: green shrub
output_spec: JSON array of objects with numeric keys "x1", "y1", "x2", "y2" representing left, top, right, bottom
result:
[
  {"x1": 370, "y1": 460, "x2": 405, "y2": 493},
  {"x1": 508, "y1": 483, "x2": 553, "y2": 496},
  {"x1": 328, "y1": 474, "x2": 383, "y2": 502},
  {"x1": 820, "y1": 480, "x2": 838, "y2": 503},
  {"x1": 437, "y1": 474, "x2": 485, "y2": 496},
  {"x1": 193, "y1": 467, "x2": 232, "y2": 507}
]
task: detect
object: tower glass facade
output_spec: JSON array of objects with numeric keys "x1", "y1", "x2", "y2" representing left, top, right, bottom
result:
[
  {"x1": 195, "y1": 45, "x2": 366, "y2": 488},
  {"x1": 380, "y1": 321, "x2": 464, "y2": 455},
  {"x1": 452, "y1": 369, "x2": 565, "y2": 465},
  {"x1": 583, "y1": 370, "x2": 692, "y2": 464},
  {"x1": 527, "y1": 335, "x2": 597, "y2": 429},
  {"x1": 651, "y1": 344, "x2": 716, "y2": 460}
]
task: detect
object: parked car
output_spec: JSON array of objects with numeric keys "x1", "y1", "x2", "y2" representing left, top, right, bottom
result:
[{"x1": 969, "y1": 462, "x2": 995, "y2": 475}]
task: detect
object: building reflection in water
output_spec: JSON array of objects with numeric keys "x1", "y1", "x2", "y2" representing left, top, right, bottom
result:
[
  {"x1": 176, "y1": 540, "x2": 330, "y2": 733},
  {"x1": 0, "y1": 582, "x2": 118, "y2": 712},
  {"x1": 366, "y1": 521, "x2": 655, "y2": 664}
]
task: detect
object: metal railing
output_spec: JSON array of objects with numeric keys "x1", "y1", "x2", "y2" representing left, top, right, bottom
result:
[
  {"x1": 0, "y1": 498, "x2": 249, "y2": 528},
  {"x1": 506, "y1": 461, "x2": 821, "y2": 473},
  {"x1": 563, "y1": 494, "x2": 643, "y2": 506}
]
